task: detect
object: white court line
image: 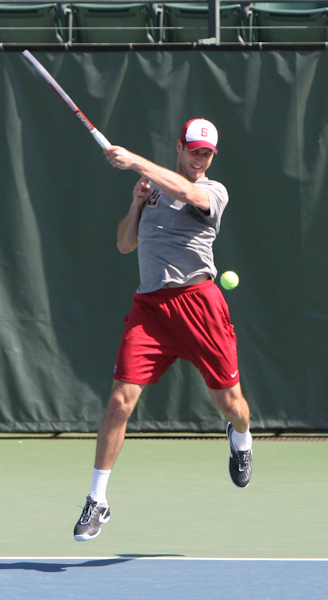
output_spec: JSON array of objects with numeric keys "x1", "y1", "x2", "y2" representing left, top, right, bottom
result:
[{"x1": 1, "y1": 557, "x2": 328, "y2": 561}]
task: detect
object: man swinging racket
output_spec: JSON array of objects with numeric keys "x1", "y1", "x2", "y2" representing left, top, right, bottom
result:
[{"x1": 74, "y1": 118, "x2": 253, "y2": 542}]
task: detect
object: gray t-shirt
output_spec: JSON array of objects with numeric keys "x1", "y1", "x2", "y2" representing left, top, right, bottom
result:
[{"x1": 136, "y1": 178, "x2": 229, "y2": 294}]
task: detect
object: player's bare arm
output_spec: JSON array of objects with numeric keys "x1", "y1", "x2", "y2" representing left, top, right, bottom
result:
[
  {"x1": 117, "y1": 177, "x2": 151, "y2": 254},
  {"x1": 103, "y1": 145, "x2": 211, "y2": 211}
]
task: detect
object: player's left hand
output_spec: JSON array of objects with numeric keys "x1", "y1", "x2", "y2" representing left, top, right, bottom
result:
[{"x1": 132, "y1": 176, "x2": 151, "y2": 207}]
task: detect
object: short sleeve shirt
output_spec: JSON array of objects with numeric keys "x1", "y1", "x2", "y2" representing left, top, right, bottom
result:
[{"x1": 136, "y1": 178, "x2": 229, "y2": 294}]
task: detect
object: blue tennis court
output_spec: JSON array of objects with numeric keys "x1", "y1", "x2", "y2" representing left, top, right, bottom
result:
[{"x1": 1, "y1": 558, "x2": 327, "y2": 600}]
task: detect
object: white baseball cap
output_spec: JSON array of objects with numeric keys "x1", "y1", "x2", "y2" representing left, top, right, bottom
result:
[{"x1": 180, "y1": 118, "x2": 218, "y2": 154}]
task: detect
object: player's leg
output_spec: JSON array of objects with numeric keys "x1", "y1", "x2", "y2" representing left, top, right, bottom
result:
[
  {"x1": 95, "y1": 379, "x2": 145, "y2": 470},
  {"x1": 74, "y1": 380, "x2": 144, "y2": 541},
  {"x1": 209, "y1": 382, "x2": 250, "y2": 433},
  {"x1": 209, "y1": 383, "x2": 253, "y2": 488}
]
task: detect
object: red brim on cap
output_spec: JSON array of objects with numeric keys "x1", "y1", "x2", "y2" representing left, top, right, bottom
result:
[{"x1": 186, "y1": 140, "x2": 218, "y2": 154}]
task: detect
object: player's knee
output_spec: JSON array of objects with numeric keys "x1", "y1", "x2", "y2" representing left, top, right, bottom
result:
[
  {"x1": 212, "y1": 387, "x2": 246, "y2": 420},
  {"x1": 106, "y1": 393, "x2": 133, "y2": 425},
  {"x1": 225, "y1": 400, "x2": 245, "y2": 421}
]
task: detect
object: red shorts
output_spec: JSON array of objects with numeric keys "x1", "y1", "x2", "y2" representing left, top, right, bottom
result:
[{"x1": 113, "y1": 279, "x2": 239, "y2": 390}]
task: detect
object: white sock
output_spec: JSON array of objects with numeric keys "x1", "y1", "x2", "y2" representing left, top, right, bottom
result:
[
  {"x1": 90, "y1": 468, "x2": 111, "y2": 505},
  {"x1": 231, "y1": 428, "x2": 252, "y2": 452}
]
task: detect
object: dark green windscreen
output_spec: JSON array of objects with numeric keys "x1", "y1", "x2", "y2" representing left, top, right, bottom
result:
[{"x1": 0, "y1": 49, "x2": 327, "y2": 432}]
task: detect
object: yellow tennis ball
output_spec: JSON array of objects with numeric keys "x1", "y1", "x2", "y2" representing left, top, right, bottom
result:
[{"x1": 220, "y1": 271, "x2": 239, "y2": 290}]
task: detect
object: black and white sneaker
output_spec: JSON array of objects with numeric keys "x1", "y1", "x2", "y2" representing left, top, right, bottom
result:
[
  {"x1": 74, "y1": 494, "x2": 110, "y2": 541},
  {"x1": 226, "y1": 422, "x2": 253, "y2": 488}
]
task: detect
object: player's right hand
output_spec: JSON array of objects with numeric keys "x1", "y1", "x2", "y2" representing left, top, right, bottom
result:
[{"x1": 103, "y1": 145, "x2": 136, "y2": 170}]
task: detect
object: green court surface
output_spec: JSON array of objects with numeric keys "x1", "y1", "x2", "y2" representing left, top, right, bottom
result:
[{"x1": 0, "y1": 438, "x2": 327, "y2": 559}]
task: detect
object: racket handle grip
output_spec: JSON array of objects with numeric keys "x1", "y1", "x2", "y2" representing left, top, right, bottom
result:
[{"x1": 92, "y1": 129, "x2": 111, "y2": 149}]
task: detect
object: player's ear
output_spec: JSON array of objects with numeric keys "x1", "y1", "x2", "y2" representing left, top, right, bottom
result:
[{"x1": 176, "y1": 139, "x2": 183, "y2": 153}]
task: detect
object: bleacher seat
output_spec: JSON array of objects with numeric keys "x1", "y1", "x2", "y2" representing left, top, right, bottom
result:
[
  {"x1": 68, "y1": 2, "x2": 154, "y2": 43},
  {"x1": 0, "y1": 3, "x2": 63, "y2": 43},
  {"x1": 249, "y1": 2, "x2": 328, "y2": 43},
  {"x1": 160, "y1": 2, "x2": 244, "y2": 42}
]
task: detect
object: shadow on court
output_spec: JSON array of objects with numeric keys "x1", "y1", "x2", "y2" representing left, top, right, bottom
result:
[
  {"x1": 0, "y1": 559, "x2": 131, "y2": 572},
  {"x1": 0, "y1": 555, "x2": 184, "y2": 572},
  {"x1": 118, "y1": 554, "x2": 185, "y2": 558}
]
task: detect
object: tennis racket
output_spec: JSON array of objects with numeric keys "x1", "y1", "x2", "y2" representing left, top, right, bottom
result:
[{"x1": 23, "y1": 50, "x2": 111, "y2": 150}]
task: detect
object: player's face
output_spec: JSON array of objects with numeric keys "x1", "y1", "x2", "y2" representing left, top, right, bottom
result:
[{"x1": 176, "y1": 141, "x2": 215, "y2": 181}]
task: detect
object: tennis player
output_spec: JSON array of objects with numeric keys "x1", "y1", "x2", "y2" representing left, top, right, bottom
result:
[{"x1": 74, "y1": 118, "x2": 253, "y2": 542}]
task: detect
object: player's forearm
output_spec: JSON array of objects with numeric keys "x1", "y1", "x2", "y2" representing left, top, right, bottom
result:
[
  {"x1": 117, "y1": 202, "x2": 143, "y2": 254},
  {"x1": 131, "y1": 156, "x2": 196, "y2": 204},
  {"x1": 104, "y1": 146, "x2": 209, "y2": 209}
]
